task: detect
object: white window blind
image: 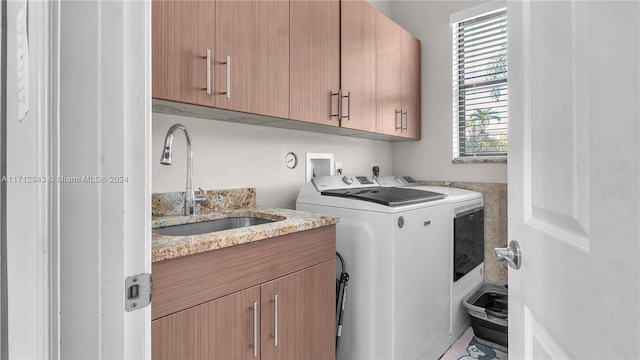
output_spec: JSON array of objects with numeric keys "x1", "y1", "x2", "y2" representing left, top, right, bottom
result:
[{"x1": 452, "y1": 6, "x2": 507, "y2": 158}]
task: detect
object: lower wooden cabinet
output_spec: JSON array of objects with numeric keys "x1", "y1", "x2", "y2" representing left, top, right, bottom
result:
[
  {"x1": 260, "y1": 261, "x2": 335, "y2": 360},
  {"x1": 152, "y1": 286, "x2": 260, "y2": 360},
  {"x1": 151, "y1": 226, "x2": 336, "y2": 359}
]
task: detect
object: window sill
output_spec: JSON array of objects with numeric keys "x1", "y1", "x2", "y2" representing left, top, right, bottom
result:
[{"x1": 453, "y1": 156, "x2": 507, "y2": 164}]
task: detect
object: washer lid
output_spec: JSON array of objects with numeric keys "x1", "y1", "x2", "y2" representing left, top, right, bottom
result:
[{"x1": 320, "y1": 187, "x2": 446, "y2": 207}]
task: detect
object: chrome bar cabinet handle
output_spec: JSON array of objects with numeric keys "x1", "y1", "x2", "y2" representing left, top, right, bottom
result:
[
  {"x1": 332, "y1": 89, "x2": 343, "y2": 120},
  {"x1": 343, "y1": 91, "x2": 351, "y2": 120},
  {"x1": 206, "y1": 49, "x2": 211, "y2": 95},
  {"x1": 270, "y1": 295, "x2": 279, "y2": 346},
  {"x1": 403, "y1": 109, "x2": 408, "y2": 132},
  {"x1": 225, "y1": 55, "x2": 231, "y2": 99},
  {"x1": 395, "y1": 109, "x2": 403, "y2": 130},
  {"x1": 250, "y1": 301, "x2": 258, "y2": 357}
]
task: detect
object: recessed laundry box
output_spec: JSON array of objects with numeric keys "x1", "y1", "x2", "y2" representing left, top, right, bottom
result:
[{"x1": 463, "y1": 282, "x2": 508, "y2": 350}]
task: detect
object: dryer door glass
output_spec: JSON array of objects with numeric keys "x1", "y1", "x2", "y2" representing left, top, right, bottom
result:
[{"x1": 453, "y1": 208, "x2": 484, "y2": 281}]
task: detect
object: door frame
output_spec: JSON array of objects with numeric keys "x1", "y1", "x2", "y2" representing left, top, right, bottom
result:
[{"x1": 48, "y1": 0, "x2": 152, "y2": 358}]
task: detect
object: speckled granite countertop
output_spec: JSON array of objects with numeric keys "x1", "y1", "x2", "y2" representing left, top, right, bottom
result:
[{"x1": 151, "y1": 188, "x2": 338, "y2": 262}]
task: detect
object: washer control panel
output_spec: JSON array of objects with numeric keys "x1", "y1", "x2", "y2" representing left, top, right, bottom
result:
[
  {"x1": 312, "y1": 175, "x2": 378, "y2": 191},
  {"x1": 376, "y1": 175, "x2": 420, "y2": 187},
  {"x1": 355, "y1": 176, "x2": 375, "y2": 185}
]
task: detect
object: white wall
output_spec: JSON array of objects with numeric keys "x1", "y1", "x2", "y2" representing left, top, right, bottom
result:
[
  {"x1": 388, "y1": 1, "x2": 508, "y2": 184},
  {"x1": 153, "y1": 113, "x2": 393, "y2": 209},
  {"x1": 368, "y1": 0, "x2": 392, "y2": 16}
]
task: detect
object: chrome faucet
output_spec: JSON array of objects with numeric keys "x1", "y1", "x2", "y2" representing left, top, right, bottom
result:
[{"x1": 160, "y1": 124, "x2": 206, "y2": 215}]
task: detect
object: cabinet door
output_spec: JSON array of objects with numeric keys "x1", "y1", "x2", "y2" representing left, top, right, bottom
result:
[
  {"x1": 260, "y1": 261, "x2": 335, "y2": 360},
  {"x1": 215, "y1": 0, "x2": 289, "y2": 119},
  {"x1": 290, "y1": 0, "x2": 340, "y2": 126},
  {"x1": 340, "y1": 0, "x2": 377, "y2": 132},
  {"x1": 401, "y1": 32, "x2": 421, "y2": 139},
  {"x1": 152, "y1": 301, "x2": 209, "y2": 359},
  {"x1": 375, "y1": 12, "x2": 403, "y2": 136},
  {"x1": 152, "y1": 0, "x2": 214, "y2": 107},
  {"x1": 152, "y1": 286, "x2": 261, "y2": 360},
  {"x1": 209, "y1": 286, "x2": 261, "y2": 359},
  {"x1": 376, "y1": 14, "x2": 422, "y2": 139}
]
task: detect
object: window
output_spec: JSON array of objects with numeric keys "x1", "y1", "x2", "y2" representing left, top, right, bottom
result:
[{"x1": 452, "y1": 4, "x2": 507, "y2": 159}]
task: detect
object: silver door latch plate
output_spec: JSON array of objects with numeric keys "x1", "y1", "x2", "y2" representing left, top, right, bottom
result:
[{"x1": 125, "y1": 273, "x2": 152, "y2": 312}]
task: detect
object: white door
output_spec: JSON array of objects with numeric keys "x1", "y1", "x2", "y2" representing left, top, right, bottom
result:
[
  {"x1": 508, "y1": 1, "x2": 639, "y2": 359},
  {"x1": 52, "y1": 1, "x2": 151, "y2": 358}
]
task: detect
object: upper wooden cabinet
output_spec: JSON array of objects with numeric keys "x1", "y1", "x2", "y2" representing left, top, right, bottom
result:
[
  {"x1": 152, "y1": 0, "x2": 214, "y2": 107},
  {"x1": 152, "y1": 0, "x2": 421, "y2": 140},
  {"x1": 401, "y1": 32, "x2": 421, "y2": 139},
  {"x1": 376, "y1": 12, "x2": 422, "y2": 139},
  {"x1": 152, "y1": 0, "x2": 289, "y2": 117},
  {"x1": 289, "y1": 0, "x2": 341, "y2": 126},
  {"x1": 215, "y1": 0, "x2": 290, "y2": 119},
  {"x1": 375, "y1": 12, "x2": 403, "y2": 137},
  {"x1": 340, "y1": 0, "x2": 377, "y2": 132}
]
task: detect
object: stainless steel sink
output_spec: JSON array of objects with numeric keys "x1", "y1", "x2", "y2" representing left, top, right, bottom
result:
[{"x1": 153, "y1": 217, "x2": 277, "y2": 236}]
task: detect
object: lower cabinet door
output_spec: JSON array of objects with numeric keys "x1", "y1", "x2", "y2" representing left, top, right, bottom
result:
[
  {"x1": 260, "y1": 261, "x2": 336, "y2": 360},
  {"x1": 151, "y1": 301, "x2": 209, "y2": 359},
  {"x1": 209, "y1": 286, "x2": 262, "y2": 359},
  {"x1": 152, "y1": 286, "x2": 261, "y2": 359}
]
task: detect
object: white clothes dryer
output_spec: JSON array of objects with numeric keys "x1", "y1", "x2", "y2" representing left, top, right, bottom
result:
[{"x1": 376, "y1": 176, "x2": 485, "y2": 344}]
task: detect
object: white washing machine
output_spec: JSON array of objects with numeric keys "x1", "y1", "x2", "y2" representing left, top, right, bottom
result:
[
  {"x1": 376, "y1": 176, "x2": 485, "y2": 344},
  {"x1": 296, "y1": 175, "x2": 452, "y2": 360}
]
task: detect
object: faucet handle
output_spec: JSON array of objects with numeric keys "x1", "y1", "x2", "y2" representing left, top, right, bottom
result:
[{"x1": 196, "y1": 187, "x2": 207, "y2": 203}]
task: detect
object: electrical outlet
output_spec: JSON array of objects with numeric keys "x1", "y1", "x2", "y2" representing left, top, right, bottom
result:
[
  {"x1": 336, "y1": 162, "x2": 343, "y2": 175},
  {"x1": 371, "y1": 163, "x2": 380, "y2": 177}
]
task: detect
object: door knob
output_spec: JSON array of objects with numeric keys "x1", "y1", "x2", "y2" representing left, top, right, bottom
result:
[{"x1": 493, "y1": 240, "x2": 522, "y2": 269}]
